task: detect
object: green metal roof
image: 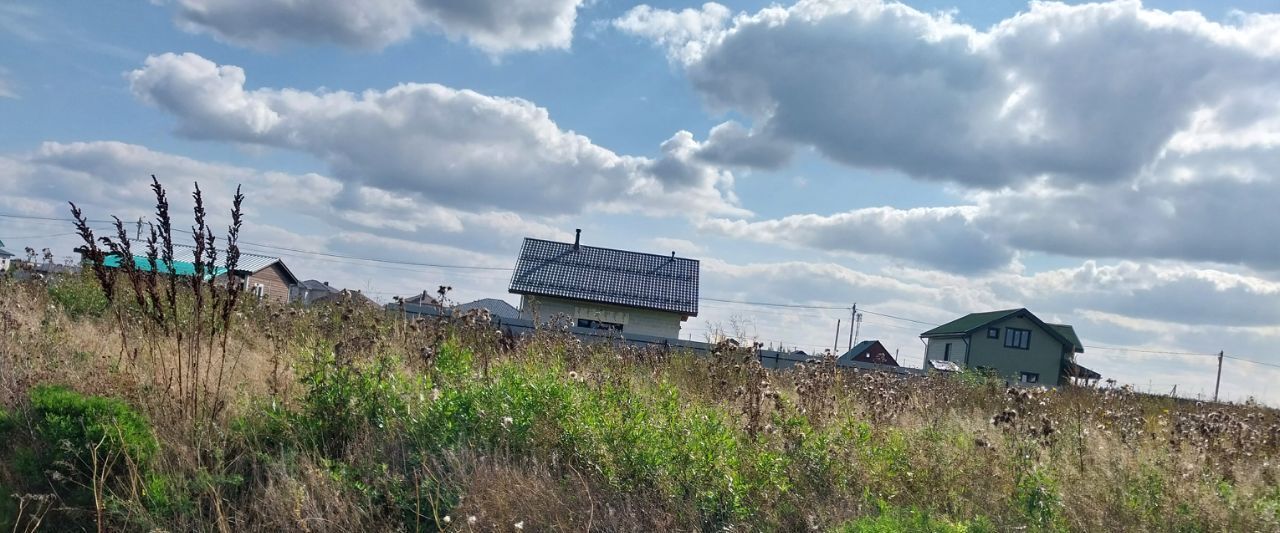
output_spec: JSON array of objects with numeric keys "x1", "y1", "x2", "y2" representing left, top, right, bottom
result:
[
  {"x1": 921, "y1": 308, "x2": 1084, "y2": 354},
  {"x1": 920, "y1": 309, "x2": 1021, "y2": 337},
  {"x1": 101, "y1": 254, "x2": 228, "y2": 279},
  {"x1": 1048, "y1": 324, "x2": 1084, "y2": 353}
]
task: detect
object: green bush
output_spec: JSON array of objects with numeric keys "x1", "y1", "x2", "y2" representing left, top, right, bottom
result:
[
  {"x1": 47, "y1": 275, "x2": 109, "y2": 318},
  {"x1": 28, "y1": 385, "x2": 157, "y2": 475},
  {"x1": 0, "y1": 405, "x2": 12, "y2": 434},
  {"x1": 836, "y1": 504, "x2": 993, "y2": 533},
  {"x1": 295, "y1": 350, "x2": 408, "y2": 457}
]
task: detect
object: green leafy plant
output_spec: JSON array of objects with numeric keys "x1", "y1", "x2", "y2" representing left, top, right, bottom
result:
[
  {"x1": 28, "y1": 385, "x2": 158, "y2": 474},
  {"x1": 46, "y1": 274, "x2": 110, "y2": 318}
]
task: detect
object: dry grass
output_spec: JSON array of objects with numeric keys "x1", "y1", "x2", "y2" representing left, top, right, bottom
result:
[{"x1": 3, "y1": 276, "x2": 1280, "y2": 531}]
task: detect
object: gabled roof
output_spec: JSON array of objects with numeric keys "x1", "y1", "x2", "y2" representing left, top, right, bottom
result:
[
  {"x1": 0, "y1": 248, "x2": 13, "y2": 258},
  {"x1": 402, "y1": 292, "x2": 439, "y2": 306},
  {"x1": 299, "y1": 279, "x2": 339, "y2": 293},
  {"x1": 508, "y1": 237, "x2": 699, "y2": 316},
  {"x1": 921, "y1": 308, "x2": 1081, "y2": 353},
  {"x1": 921, "y1": 309, "x2": 1022, "y2": 337},
  {"x1": 839, "y1": 339, "x2": 898, "y2": 366},
  {"x1": 311, "y1": 289, "x2": 379, "y2": 308},
  {"x1": 101, "y1": 244, "x2": 296, "y2": 284},
  {"x1": 1048, "y1": 324, "x2": 1084, "y2": 353},
  {"x1": 845, "y1": 340, "x2": 878, "y2": 357},
  {"x1": 454, "y1": 298, "x2": 520, "y2": 320}
]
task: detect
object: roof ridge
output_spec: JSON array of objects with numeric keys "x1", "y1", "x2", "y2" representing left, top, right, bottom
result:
[{"x1": 522, "y1": 237, "x2": 699, "y2": 263}]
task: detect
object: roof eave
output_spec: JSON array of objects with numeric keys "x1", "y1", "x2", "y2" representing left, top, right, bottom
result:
[{"x1": 511, "y1": 289, "x2": 698, "y2": 317}]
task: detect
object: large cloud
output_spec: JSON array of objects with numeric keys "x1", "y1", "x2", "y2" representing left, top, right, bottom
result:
[
  {"x1": 616, "y1": 0, "x2": 1280, "y2": 272},
  {"x1": 128, "y1": 52, "x2": 744, "y2": 218},
  {"x1": 169, "y1": 0, "x2": 585, "y2": 54},
  {"x1": 616, "y1": 1, "x2": 1280, "y2": 188},
  {"x1": 0, "y1": 141, "x2": 569, "y2": 260},
  {"x1": 699, "y1": 206, "x2": 1011, "y2": 273}
]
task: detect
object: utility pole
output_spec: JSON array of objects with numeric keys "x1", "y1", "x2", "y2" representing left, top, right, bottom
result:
[
  {"x1": 833, "y1": 319, "x2": 841, "y2": 353},
  {"x1": 853, "y1": 312, "x2": 862, "y2": 345},
  {"x1": 1214, "y1": 350, "x2": 1224, "y2": 402},
  {"x1": 848, "y1": 303, "x2": 857, "y2": 351}
]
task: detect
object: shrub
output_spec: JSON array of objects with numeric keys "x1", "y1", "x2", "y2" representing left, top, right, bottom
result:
[
  {"x1": 46, "y1": 274, "x2": 109, "y2": 318},
  {"x1": 28, "y1": 385, "x2": 158, "y2": 475},
  {"x1": 835, "y1": 503, "x2": 993, "y2": 533},
  {"x1": 0, "y1": 406, "x2": 12, "y2": 434},
  {"x1": 295, "y1": 350, "x2": 407, "y2": 457}
]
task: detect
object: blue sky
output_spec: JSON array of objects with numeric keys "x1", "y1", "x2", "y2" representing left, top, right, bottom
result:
[{"x1": 4, "y1": 0, "x2": 1280, "y2": 403}]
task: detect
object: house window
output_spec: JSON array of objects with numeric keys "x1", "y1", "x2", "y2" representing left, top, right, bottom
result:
[
  {"x1": 577, "y1": 318, "x2": 623, "y2": 332},
  {"x1": 1020, "y1": 372, "x2": 1040, "y2": 384},
  {"x1": 943, "y1": 342, "x2": 951, "y2": 361},
  {"x1": 987, "y1": 327, "x2": 1000, "y2": 339},
  {"x1": 1004, "y1": 327, "x2": 1031, "y2": 350}
]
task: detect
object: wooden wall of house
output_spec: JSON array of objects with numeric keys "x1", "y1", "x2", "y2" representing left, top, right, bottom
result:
[{"x1": 245, "y1": 263, "x2": 293, "y2": 304}]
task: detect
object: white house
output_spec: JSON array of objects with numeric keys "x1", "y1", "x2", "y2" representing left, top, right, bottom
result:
[
  {"x1": 508, "y1": 230, "x2": 699, "y2": 339},
  {"x1": 0, "y1": 247, "x2": 13, "y2": 272}
]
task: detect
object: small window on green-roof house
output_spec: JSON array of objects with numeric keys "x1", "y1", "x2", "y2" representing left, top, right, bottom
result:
[{"x1": 987, "y1": 327, "x2": 999, "y2": 338}]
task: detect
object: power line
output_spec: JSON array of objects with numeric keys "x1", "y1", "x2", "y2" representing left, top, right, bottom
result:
[
  {"x1": 700, "y1": 296, "x2": 849, "y2": 310},
  {"x1": 1083, "y1": 345, "x2": 1217, "y2": 357},
  {"x1": 1224, "y1": 355, "x2": 1280, "y2": 369},
  {"x1": 0, "y1": 232, "x2": 80, "y2": 240},
  {"x1": 858, "y1": 308, "x2": 939, "y2": 326}
]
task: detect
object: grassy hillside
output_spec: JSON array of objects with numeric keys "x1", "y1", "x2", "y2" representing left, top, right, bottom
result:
[{"x1": 2, "y1": 273, "x2": 1279, "y2": 532}]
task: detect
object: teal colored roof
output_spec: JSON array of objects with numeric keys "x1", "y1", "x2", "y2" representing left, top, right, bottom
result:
[
  {"x1": 1049, "y1": 324, "x2": 1084, "y2": 353},
  {"x1": 102, "y1": 254, "x2": 228, "y2": 279},
  {"x1": 920, "y1": 309, "x2": 1021, "y2": 337}
]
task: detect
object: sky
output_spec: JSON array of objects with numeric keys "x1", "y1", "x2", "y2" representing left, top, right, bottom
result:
[{"x1": 4, "y1": 0, "x2": 1280, "y2": 403}]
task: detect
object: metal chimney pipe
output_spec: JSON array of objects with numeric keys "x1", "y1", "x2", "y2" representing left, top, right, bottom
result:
[{"x1": 574, "y1": 229, "x2": 581, "y2": 250}]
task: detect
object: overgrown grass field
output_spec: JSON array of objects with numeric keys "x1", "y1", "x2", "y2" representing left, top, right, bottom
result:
[
  {"x1": 3, "y1": 272, "x2": 1280, "y2": 532},
  {"x1": 2, "y1": 181, "x2": 1279, "y2": 531}
]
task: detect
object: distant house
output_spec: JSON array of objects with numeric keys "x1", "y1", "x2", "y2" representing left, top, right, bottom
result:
[
  {"x1": 920, "y1": 308, "x2": 1097, "y2": 386},
  {"x1": 838, "y1": 340, "x2": 898, "y2": 367},
  {"x1": 0, "y1": 248, "x2": 12, "y2": 272},
  {"x1": 294, "y1": 279, "x2": 340, "y2": 304},
  {"x1": 453, "y1": 298, "x2": 521, "y2": 320},
  {"x1": 97, "y1": 244, "x2": 300, "y2": 304},
  {"x1": 310, "y1": 289, "x2": 380, "y2": 308},
  {"x1": 508, "y1": 230, "x2": 699, "y2": 338},
  {"x1": 400, "y1": 290, "x2": 441, "y2": 307}
]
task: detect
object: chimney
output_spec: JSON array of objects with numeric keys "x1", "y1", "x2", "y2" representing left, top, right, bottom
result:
[
  {"x1": 323, "y1": 281, "x2": 329, "y2": 287},
  {"x1": 574, "y1": 229, "x2": 581, "y2": 250},
  {"x1": 671, "y1": 251, "x2": 676, "y2": 258}
]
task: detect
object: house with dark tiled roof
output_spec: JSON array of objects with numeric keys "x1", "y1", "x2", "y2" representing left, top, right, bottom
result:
[
  {"x1": 96, "y1": 244, "x2": 300, "y2": 304},
  {"x1": 454, "y1": 298, "x2": 521, "y2": 320},
  {"x1": 294, "y1": 279, "x2": 340, "y2": 304},
  {"x1": 508, "y1": 230, "x2": 698, "y2": 338},
  {"x1": 0, "y1": 247, "x2": 12, "y2": 272},
  {"x1": 919, "y1": 308, "x2": 1097, "y2": 386},
  {"x1": 838, "y1": 340, "x2": 898, "y2": 367}
]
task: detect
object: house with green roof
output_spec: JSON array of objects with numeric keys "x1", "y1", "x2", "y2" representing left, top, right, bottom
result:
[
  {"x1": 94, "y1": 244, "x2": 301, "y2": 304},
  {"x1": 919, "y1": 308, "x2": 1099, "y2": 386}
]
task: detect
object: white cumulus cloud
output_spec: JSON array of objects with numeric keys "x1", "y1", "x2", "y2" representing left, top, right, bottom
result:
[
  {"x1": 128, "y1": 52, "x2": 746, "y2": 218},
  {"x1": 169, "y1": 0, "x2": 586, "y2": 54}
]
